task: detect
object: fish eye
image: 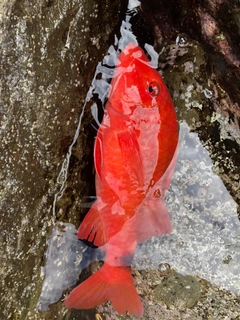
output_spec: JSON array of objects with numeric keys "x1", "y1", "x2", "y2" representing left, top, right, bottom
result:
[{"x1": 148, "y1": 81, "x2": 161, "y2": 97}]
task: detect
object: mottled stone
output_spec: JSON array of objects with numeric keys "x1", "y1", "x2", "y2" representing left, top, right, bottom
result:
[
  {"x1": 153, "y1": 270, "x2": 202, "y2": 308},
  {"x1": 0, "y1": 0, "x2": 121, "y2": 319}
]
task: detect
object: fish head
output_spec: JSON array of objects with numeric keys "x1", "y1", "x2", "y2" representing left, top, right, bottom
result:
[{"x1": 108, "y1": 42, "x2": 174, "y2": 117}]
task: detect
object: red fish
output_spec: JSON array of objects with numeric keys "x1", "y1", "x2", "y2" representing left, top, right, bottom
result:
[{"x1": 64, "y1": 42, "x2": 179, "y2": 317}]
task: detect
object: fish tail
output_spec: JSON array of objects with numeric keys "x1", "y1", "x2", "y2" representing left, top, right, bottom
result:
[{"x1": 64, "y1": 262, "x2": 144, "y2": 317}]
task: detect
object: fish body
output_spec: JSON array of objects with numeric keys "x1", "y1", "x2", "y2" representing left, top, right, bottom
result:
[{"x1": 64, "y1": 42, "x2": 179, "y2": 317}]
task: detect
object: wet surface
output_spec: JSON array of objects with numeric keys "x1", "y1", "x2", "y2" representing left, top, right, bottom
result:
[
  {"x1": 0, "y1": 0, "x2": 240, "y2": 319},
  {"x1": 0, "y1": 0, "x2": 121, "y2": 319},
  {"x1": 36, "y1": 222, "x2": 97, "y2": 311},
  {"x1": 134, "y1": 121, "x2": 240, "y2": 293}
]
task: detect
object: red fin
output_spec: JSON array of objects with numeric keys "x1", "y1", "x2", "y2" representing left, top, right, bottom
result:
[
  {"x1": 118, "y1": 131, "x2": 144, "y2": 186},
  {"x1": 133, "y1": 198, "x2": 172, "y2": 243},
  {"x1": 64, "y1": 263, "x2": 144, "y2": 317},
  {"x1": 94, "y1": 136, "x2": 102, "y2": 180},
  {"x1": 77, "y1": 203, "x2": 106, "y2": 247}
]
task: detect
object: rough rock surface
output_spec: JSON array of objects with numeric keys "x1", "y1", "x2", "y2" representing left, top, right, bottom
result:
[{"x1": 1, "y1": 0, "x2": 240, "y2": 319}]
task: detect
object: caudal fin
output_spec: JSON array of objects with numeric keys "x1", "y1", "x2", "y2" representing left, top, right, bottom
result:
[{"x1": 64, "y1": 263, "x2": 144, "y2": 317}]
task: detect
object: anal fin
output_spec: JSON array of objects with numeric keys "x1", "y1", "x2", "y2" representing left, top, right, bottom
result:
[{"x1": 132, "y1": 198, "x2": 173, "y2": 244}]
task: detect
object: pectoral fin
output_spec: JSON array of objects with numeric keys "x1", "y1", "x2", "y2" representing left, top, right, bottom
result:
[{"x1": 117, "y1": 131, "x2": 144, "y2": 186}]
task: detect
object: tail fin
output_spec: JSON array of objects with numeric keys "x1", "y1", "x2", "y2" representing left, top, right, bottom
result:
[{"x1": 64, "y1": 263, "x2": 144, "y2": 317}]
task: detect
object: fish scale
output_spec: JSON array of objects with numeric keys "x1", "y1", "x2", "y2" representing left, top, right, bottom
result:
[{"x1": 64, "y1": 42, "x2": 179, "y2": 317}]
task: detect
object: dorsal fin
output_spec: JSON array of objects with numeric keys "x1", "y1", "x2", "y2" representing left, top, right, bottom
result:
[
  {"x1": 94, "y1": 136, "x2": 102, "y2": 180},
  {"x1": 77, "y1": 204, "x2": 106, "y2": 247}
]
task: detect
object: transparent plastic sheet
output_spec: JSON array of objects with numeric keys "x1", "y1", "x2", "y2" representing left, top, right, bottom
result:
[
  {"x1": 36, "y1": 223, "x2": 89, "y2": 311},
  {"x1": 134, "y1": 121, "x2": 240, "y2": 293}
]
